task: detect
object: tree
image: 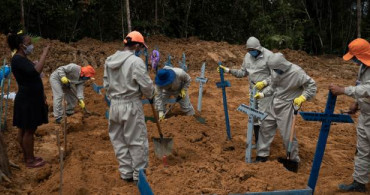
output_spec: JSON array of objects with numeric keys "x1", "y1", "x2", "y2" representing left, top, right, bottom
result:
[
  {"x1": 20, "y1": 0, "x2": 25, "y2": 31},
  {"x1": 126, "y1": 0, "x2": 131, "y2": 32},
  {"x1": 357, "y1": 0, "x2": 362, "y2": 37}
]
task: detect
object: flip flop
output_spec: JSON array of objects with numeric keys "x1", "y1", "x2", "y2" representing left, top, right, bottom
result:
[
  {"x1": 26, "y1": 159, "x2": 46, "y2": 168},
  {"x1": 34, "y1": 156, "x2": 44, "y2": 162}
]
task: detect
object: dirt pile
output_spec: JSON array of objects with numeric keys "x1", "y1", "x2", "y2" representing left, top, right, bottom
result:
[{"x1": 0, "y1": 34, "x2": 366, "y2": 194}]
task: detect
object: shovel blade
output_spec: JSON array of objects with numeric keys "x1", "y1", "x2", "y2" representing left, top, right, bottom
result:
[{"x1": 152, "y1": 137, "x2": 174, "y2": 159}]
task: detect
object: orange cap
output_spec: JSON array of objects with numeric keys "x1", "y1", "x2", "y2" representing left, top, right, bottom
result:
[
  {"x1": 80, "y1": 65, "x2": 95, "y2": 77},
  {"x1": 343, "y1": 38, "x2": 370, "y2": 66},
  {"x1": 123, "y1": 31, "x2": 148, "y2": 48}
]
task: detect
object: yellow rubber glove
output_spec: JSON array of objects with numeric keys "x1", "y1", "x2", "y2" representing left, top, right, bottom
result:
[
  {"x1": 61, "y1": 76, "x2": 70, "y2": 84},
  {"x1": 79, "y1": 99, "x2": 85, "y2": 109},
  {"x1": 158, "y1": 111, "x2": 165, "y2": 121},
  {"x1": 255, "y1": 80, "x2": 267, "y2": 90},
  {"x1": 179, "y1": 88, "x2": 187, "y2": 98},
  {"x1": 293, "y1": 95, "x2": 306, "y2": 107},
  {"x1": 217, "y1": 65, "x2": 230, "y2": 73},
  {"x1": 254, "y1": 92, "x2": 264, "y2": 99}
]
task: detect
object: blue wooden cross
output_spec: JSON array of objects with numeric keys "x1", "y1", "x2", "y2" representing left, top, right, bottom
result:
[
  {"x1": 216, "y1": 61, "x2": 232, "y2": 140},
  {"x1": 179, "y1": 53, "x2": 188, "y2": 72},
  {"x1": 144, "y1": 47, "x2": 149, "y2": 71},
  {"x1": 238, "y1": 90, "x2": 354, "y2": 194},
  {"x1": 138, "y1": 169, "x2": 154, "y2": 195},
  {"x1": 196, "y1": 62, "x2": 208, "y2": 112},
  {"x1": 164, "y1": 55, "x2": 173, "y2": 67},
  {"x1": 300, "y1": 90, "x2": 354, "y2": 193},
  {"x1": 237, "y1": 87, "x2": 267, "y2": 163},
  {"x1": 92, "y1": 83, "x2": 103, "y2": 94}
]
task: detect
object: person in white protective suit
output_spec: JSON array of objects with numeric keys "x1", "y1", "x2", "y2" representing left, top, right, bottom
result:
[
  {"x1": 217, "y1": 36, "x2": 273, "y2": 147},
  {"x1": 254, "y1": 52, "x2": 317, "y2": 172},
  {"x1": 50, "y1": 64, "x2": 95, "y2": 123},
  {"x1": 155, "y1": 66, "x2": 195, "y2": 120},
  {"x1": 103, "y1": 31, "x2": 154, "y2": 184},
  {"x1": 330, "y1": 38, "x2": 370, "y2": 192}
]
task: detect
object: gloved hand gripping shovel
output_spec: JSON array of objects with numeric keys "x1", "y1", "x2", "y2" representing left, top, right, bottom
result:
[
  {"x1": 279, "y1": 104, "x2": 300, "y2": 172},
  {"x1": 150, "y1": 102, "x2": 174, "y2": 164},
  {"x1": 162, "y1": 96, "x2": 182, "y2": 119},
  {"x1": 64, "y1": 86, "x2": 99, "y2": 117}
]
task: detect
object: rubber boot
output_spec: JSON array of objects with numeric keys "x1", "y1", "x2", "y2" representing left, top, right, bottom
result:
[
  {"x1": 253, "y1": 125, "x2": 260, "y2": 143},
  {"x1": 338, "y1": 180, "x2": 366, "y2": 192},
  {"x1": 254, "y1": 156, "x2": 268, "y2": 163}
]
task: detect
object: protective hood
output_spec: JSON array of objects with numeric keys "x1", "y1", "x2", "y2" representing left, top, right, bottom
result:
[
  {"x1": 246, "y1": 37, "x2": 262, "y2": 51},
  {"x1": 106, "y1": 50, "x2": 134, "y2": 70},
  {"x1": 267, "y1": 52, "x2": 292, "y2": 72}
]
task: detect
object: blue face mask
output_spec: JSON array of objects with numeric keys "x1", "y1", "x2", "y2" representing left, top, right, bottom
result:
[
  {"x1": 273, "y1": 69, "x2": 284, "y2": 75},
  {"x1": 81, "y1": 76, "x2": 90, "y2": 81},
  {"x1": 248, "y1": 50, "x2": 260, "y2": 58},
  {"x1": 352, "y1": 57, "x2": 362, "y2": 65}
]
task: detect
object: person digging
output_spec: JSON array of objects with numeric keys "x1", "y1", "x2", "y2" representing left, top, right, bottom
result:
[
  {"x1": 254, "y1": 52, "x2": 317, "y2": 172},
  {"x1": 154, "y1": 67, "x2": 195, "y2": 120},
  {"x1": 217, "y1": 36, "x2": 273, "y2": 148},
  {"x1": 50, "y1": 64, "x2": 95, "y2": 123},
  {"x1": 330, "y1": 38, "x2": 370, "y2": 193}
]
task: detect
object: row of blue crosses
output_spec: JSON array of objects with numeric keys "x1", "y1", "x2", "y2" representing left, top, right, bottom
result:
[{"x1": 216, "y1": 61, "x2": 354, "y2": 194}]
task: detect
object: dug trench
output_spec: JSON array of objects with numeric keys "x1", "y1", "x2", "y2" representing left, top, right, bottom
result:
[{"x1": 0, "y1": 34, "x2": 367, "y2": 194}]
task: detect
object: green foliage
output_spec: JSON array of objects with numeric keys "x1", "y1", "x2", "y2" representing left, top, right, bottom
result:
[{"x1": 0, "y1": 0, "x2": 363, "y2": 55}]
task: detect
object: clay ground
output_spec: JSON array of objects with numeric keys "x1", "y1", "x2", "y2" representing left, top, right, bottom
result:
[{"x1": 0, "y1": 34, "x2": 367, "y2": 194}]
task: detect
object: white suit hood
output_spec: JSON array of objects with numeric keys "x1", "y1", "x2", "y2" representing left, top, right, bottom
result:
[
  {"x1": 106, "y1": 50, "x2": 135, "y2": 70},
  {"x1": 267, "y1": 52, "x2": 292, "y2": 72},
  {"x1": 246, "y1": 37, "x2": 263, "y2": 51}
]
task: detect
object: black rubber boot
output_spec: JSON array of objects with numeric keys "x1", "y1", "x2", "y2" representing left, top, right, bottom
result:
[
  {"x1": 277, "y1": 157, "x2": 299, "y2": 173},
  {"x1": 255, "y1": 156, "x2": 268, "y2": 163},
  {"x1": 338, "y1": 180, "x2": 366, "y2": 192},
  {"x1": 253, "y1": 125, "x2": 260, "y2": 144}
]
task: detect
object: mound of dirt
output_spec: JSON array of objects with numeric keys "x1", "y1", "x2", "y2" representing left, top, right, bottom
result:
[{"x1": 0, "y1": 34, "x2": 365, "y2": 194}]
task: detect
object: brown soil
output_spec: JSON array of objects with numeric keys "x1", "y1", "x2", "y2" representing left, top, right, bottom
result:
[{"x1": 0, "y1": 34, "x2": 366, "y2": 194}]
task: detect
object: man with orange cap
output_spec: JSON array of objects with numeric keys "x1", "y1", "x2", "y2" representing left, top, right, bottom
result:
[
  {"x1": 103, "y1": 31, "x2": 154, "y2": 184},
  {"x1": 330, "y1": 38, "x2": 370, "y2": 192},
  {"x1": 50, "y1": 64, "x2": 95, "y2": 123}
]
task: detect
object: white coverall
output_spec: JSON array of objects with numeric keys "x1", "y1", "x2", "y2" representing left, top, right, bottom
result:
[
  {"x1": 344, "y1": 64, "x2": 370, "y2": 184},
  {"x1": 50, "y1": 63, "x2": 86, "y2": 119},
  {"x1": 155, "y1": 66, "x2": 195, "y2": 115},
  {"x1": 257, "y1": 53, "x2": 317, "y2": 162},
  {"x1": 229, "y1": 37, "x2": 273, "y2": 122},
  {"x1": 103, "y1": 50, "x2": 154, "y2": 181}
]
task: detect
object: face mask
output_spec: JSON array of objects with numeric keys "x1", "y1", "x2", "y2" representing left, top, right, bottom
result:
[
  {"x1": 81, "y1": 76, "x2": 90, "y2": 81},
  {"x1": 23, "y1": 44, "x2": 34, "y2": 55},
  {"x1": 352, "y1": 57, "x2": 362, "y2": 65},
  {"x1": 273, "y1": 69, "x2": 284, "y2": 75},
  {"x1": 248, "y1": 50, "x2": 259, "y2": 58},
  {"x1": 135, "y1": 50, "x2": 142, "y2": 57}
]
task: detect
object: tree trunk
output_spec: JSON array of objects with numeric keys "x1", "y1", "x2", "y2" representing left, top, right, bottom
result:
[
  {"x1": 20, "y1": 0, "x2": 25, "y2": 31},
  {"x1": 155, "y1": 0, "x2": 158, "y2": 25},
  {"x1": 0, "y1": 133, "x2": 10, "y2": 182},
  {"x1": 184, "y1": 0, "x2": 192, "y2": 38},
  {"x1": 357, "y1": 0, "x2": 362, "y2": 38},
  {"x1": 126, "y1": 0, "x2": 132, "y2": 33},
  {"x1": 121, "y1": 0, "x2": 125, "y2": 39}
]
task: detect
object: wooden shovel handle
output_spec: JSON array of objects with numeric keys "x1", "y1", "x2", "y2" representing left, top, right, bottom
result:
[{"x1": 150, "y1": 103, "x2": 163, "y2": 139}]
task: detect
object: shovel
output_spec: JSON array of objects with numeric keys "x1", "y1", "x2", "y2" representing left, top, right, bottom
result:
[
  {"x1": 163, "y1": 96, "x2": 206, "y2": 123},
  {"x1": 150, "y1": 102, "x2": 174, "y2": 159},
  {"x1": 64, "y1": 86, "x2": 99, "y2": 116},
  {"x1": 279, "y1": 104, "x2": 300, "y2": 172}
]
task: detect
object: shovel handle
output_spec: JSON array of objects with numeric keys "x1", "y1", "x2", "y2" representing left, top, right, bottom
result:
[
  {"x1": 287, "y1": 105, "x2": 299, "y2": 159},
  {"x1": 150, "y1": 103, "x2": 163, "y2": 139}
]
